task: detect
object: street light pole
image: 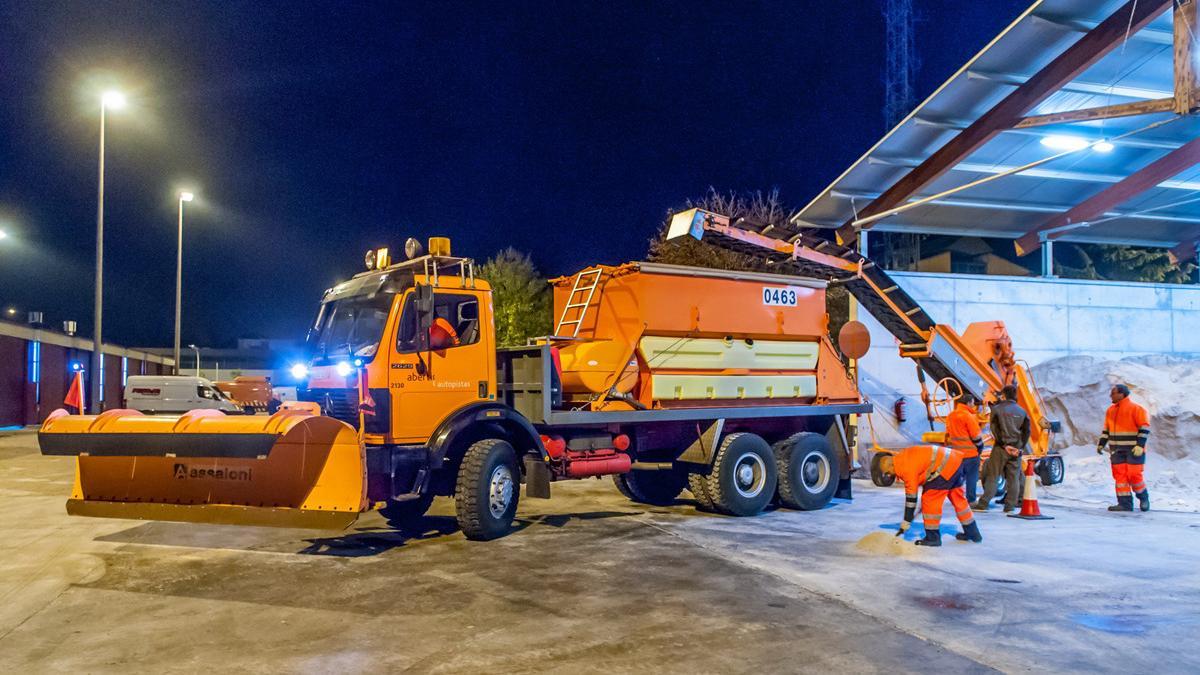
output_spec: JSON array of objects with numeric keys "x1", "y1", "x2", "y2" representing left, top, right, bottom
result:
[
  {"x1": 173, "y1": 191, "x2": 194, "y2": 374},
  {"x1": 91, "y1": 91, "x2": 125, "y2": 413},
  {"x1": 189, "y1": 344, "x2": 201, "y2": 377}
]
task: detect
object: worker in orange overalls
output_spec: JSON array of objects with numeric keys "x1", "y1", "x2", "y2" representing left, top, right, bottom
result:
[
  {"x1": 946, "y1": 393, "x2": 986, "y2": 502},
  {"x1": 1098, "y1": 384, "x2": 1151, "y2": 512},
  {"x1": 892, "y1": 444, "x2": 983, "y2": 547}
]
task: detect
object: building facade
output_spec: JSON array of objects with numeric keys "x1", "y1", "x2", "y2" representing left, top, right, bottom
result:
[{"x1": 0, "y1": 319, "x2": 173, "y2": 427}]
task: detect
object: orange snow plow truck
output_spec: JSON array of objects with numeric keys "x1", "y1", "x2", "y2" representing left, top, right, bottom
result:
[{"x1": 39, "y1": 240, "x2": 870, "y2": 539}]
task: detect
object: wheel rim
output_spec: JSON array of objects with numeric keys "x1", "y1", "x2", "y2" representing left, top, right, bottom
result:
[
  {"x1": 732, "y1": 451, "x2": 767, "y2": 498},
  {"x1": 488, "y1": 464, "x2": 514, "y2": 518},
  {"x1": 799, "y1": 450, "x2": 831, "y2": 494},
  {"x1": 1050, "y1": 458, "x2": 1064, "y2": 482}
]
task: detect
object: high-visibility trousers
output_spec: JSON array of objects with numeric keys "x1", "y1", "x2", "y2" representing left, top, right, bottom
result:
[
  {"x1": 921, "y1": 467, "x2": 975, "y2": 533},
  {"x1": 1111, "y1": 451, "x2": 1147, "y2": 497}
]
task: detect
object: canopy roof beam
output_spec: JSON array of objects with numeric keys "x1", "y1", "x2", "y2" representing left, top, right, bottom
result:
[
  {"x1": 836, "y1": 0, "x2": 1173, "y2": 246},
  {"x1": 1014, "y1": 135, "x2": 1200, "y2": 255}
]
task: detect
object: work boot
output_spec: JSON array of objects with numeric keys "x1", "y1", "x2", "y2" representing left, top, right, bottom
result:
[
  {"x1": 972, "y1": 500, "x2": 989, "y2": 512},
  {"x1": 1137, "y1": 490, "x2": 1151, "y2": 512},
  {"x1": 1003, "y1": 505, "x2": 1016, "y2": 514},
  {"x1": 1108, "y1": 496, "x2": 1134, "y2": 512},
  {"x1": 955, "y1": 521, "x2": 983, "y2": 543},
  {"x1": 915, "y1": 529, "x2": 941, "y2": 547}
]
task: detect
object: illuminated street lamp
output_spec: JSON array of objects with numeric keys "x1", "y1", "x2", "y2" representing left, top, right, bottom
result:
[
  {"x1": 173, "y1": 190, "x2": 195, "y2": 374},
  {"x1": 188, "y1": 343, "x2": 201, "y2": 377},
  {"x1": 0, "y1": 229, "x2": 8, "y2": 240},
  {"x1": 91, "y1": 89, "x2": 126, "y2": 412}
]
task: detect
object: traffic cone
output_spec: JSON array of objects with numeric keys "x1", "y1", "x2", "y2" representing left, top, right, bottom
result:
[{"x1": 1009, "y1": 456, "x2": 1054, "y2": 520}]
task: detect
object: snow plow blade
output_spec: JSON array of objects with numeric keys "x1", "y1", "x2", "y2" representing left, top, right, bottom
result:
[{"x1": 38, "y1": 408, "x2": 368, "y2": 530}]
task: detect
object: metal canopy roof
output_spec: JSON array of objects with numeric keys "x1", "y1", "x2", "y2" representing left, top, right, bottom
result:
[{"x1": 793, "y1": 0, "x2": 1200, "y2": 253}]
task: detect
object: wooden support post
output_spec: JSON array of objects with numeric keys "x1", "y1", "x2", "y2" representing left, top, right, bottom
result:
[
  {"x1": 1175, "y1": 0, "x2": 1199, "y2": 114},
  {"x1": 1015, "y1": 97, "x2": 1175, "y2": 128},
  {"x1": 834, "y1": 0, "x2": 1173, "y2": 245},
  {"x1": 1015, "y1": 136, "x2": 1200, "y2": 255}
]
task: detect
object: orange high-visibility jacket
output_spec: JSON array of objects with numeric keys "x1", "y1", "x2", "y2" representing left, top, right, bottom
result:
[
  {"x1": 892, "y1": 445, "x2": 962, "y2": 496},
  {"x1": 1100, "y1": 397, "x2": 1150, "y2": 451},
  {"x1": 946, "y1": 403, "x2": 984, "y2": 458}
]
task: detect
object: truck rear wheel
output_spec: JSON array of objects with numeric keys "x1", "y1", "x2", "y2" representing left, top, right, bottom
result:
[
  {"x1": 380, "y1": 492, "x2": 434, "y2": 531},
  {"x1": 704, "y1": 433, "x2": 777, "y2": 517},
  {"x1": 455, "y1": 439, "x2": 520, "y2": 541},
  {"x1": 775, "y1": 433, "x2": 839, "y2": 511},
  {"x1": 613, "y1": 469, "x2": 687, "y2": 506},
  {"x1": 687, "y1": 472, "x2": 715, "y2": 510},
  {"x1": 870, "y1": 452, "x2": 896, "y2": 487}
]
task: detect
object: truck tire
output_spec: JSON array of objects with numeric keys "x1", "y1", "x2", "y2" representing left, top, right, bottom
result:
[
  {"x1": 687, "y1": 472, "x2": 715, "y2": 510},
  {"x1": 775, "y1": 432, "x2": 839, "y2": 511},
  {"x1": 870, "y1": 452, "x2": 896, "y2": 487},
  {"x1": 380, "y1": 492, "x2": 434, "y2": 531},
  {"x1": 454, "y1": 439, "x2": 520, "y2": 541},
  {"x1": 612, "y1": 470, "x2": 687, "y2": 506},
  {"x1": 1036, "y1": 456, "x2": 1065, "y2": 486},
  {"x1": 704, "y1": 433, "x2": 777, "y2": 517}
]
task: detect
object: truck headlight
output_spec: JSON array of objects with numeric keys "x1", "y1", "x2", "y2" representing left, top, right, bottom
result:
[
  {"x1": 290, "y1": 363, "x2": 309, "y2": 380},
  {"x1": 335, "y1": 362, "x2": 353, "y2": 377}
]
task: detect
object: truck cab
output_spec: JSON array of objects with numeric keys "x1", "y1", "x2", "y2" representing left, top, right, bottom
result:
[{"x1": 297, "y1": 248, "x2": 496, "y2": 446}]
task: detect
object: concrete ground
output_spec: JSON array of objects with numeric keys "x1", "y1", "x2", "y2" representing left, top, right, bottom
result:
[{"x1": 1, "y1": 429, "x2": 1196, "y2": 674}]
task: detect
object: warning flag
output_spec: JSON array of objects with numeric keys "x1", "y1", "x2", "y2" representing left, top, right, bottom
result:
[
  {"x1": 64, "y1": 371, "x2": 84, "y2": 415},
  {"x1": 357, "y1": 369, "x2": 376, "y2": 417}
]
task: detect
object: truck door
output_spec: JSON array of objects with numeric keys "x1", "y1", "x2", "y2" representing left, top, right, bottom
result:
[{"x1": 389, "y1": 288, "x2": 493, "y2": 442}]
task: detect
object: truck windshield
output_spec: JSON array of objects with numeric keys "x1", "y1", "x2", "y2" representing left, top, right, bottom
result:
[{"x1": 307, "y1": 294, "x2": 395, "y2": 362}]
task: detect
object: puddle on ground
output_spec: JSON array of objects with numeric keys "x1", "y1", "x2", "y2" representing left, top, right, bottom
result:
[{"x1": 914, "y1": 594, "x2": 975, "y2": 611}]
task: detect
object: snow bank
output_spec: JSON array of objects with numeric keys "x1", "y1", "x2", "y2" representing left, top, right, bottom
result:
[{"x1": 1033, "y1": 355, "x2": 1200, "y2": 512}]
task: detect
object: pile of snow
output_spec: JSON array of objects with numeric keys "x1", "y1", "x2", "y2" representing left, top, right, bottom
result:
[{"x1": 1033, "y1": 355, "x2": 1200, "y2": 512}]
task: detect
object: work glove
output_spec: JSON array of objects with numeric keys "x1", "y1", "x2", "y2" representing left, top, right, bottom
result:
[
  {"x1": 896, "y1": 520, "x2": 911, "y2": 537},
  {"x1": 1133, "y1": 446, "x2": 1145, "y2": 457}
]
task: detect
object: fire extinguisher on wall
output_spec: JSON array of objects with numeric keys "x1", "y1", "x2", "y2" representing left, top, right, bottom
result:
[{"x1": 894, "y1": 397, "x2": 907, "y2": 424}]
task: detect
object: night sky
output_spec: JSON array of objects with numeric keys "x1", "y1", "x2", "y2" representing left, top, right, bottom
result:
[{"x1": 0, "y1": 1, "x2": 1028, "y2": 348}]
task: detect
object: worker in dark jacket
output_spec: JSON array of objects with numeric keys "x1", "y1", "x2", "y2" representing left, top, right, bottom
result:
[
  {"x1": 1098, "y1": 384, "x2": 1151, "y2": 512},
  {"x1": 974, "y1": 384, "x2": 1030, "y2": 513}
]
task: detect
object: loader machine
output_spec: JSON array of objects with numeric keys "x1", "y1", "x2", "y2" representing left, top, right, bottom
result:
[
  {"x1": 40, "y1": 238, "x2": 871, "y2": 539},
  {"x1": 664, "y1": 208, "x2": 1065, "y2": 488}
]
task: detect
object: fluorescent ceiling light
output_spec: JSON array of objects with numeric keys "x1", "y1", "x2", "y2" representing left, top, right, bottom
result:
[{"x1": 1040, "y1": 135, "x2": 1091, "y2": 151}]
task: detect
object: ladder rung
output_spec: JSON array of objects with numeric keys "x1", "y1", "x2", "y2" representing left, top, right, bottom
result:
[
  {"x1": 905, "y1": 306, "x2": 923, "y2": 316},
  {"x1": 881, "y1": 285, "x2": 898, "y2": 293}
]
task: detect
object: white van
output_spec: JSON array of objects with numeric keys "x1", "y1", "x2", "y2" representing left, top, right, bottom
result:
[{"x1": 124, "y1": 376, "x2": 243, "y2": 415}]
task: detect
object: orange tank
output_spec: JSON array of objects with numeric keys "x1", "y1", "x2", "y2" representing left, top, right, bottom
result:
[{"x1": 550, "y1": 262, "x2": 860, "y2": 411}]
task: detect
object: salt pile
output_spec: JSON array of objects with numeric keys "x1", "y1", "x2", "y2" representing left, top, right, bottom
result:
[{"x1": 1033, "y1": 355, "x2": 1200, "y2": 512}]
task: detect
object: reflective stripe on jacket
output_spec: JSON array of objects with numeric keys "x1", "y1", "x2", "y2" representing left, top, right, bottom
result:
[
  {"x1": 892, "y1": 445, "x2": 963, "y2": 496},
  {"x1": 946, "y1": 403, "x2": 984, "y2": 457},
  {"x1": 1099, "y1": 398, "x2": 1150, "y2": 450}
]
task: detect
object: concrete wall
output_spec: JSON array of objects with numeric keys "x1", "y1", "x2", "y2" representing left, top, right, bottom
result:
[{"x1": 857, "y1": 272, "x2": 1200, "y2": 445}]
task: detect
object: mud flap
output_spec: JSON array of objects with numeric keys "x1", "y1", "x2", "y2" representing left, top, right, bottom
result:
[
  {"x1": 676, "y1": 419, "x2": 725, "y2": 471},
  {"x1": 524, "y1": 456, "x2": 552, "y2": 499}
]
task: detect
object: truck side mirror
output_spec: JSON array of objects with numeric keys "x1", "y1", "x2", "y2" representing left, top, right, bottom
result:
[{"x1": 414, "y1": 284, "x2": 434, "y2": 352}]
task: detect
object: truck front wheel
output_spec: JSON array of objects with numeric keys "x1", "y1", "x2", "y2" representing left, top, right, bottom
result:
[
  {"x1": 704, "y1": 433, "x2": 777, "y2": 517},
  {"x1": 455, "y1": 439, "x2": 520, "y2": 541},
  {"x1": 613, "y1": 469, "x2": 687, "y2": 506}
]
